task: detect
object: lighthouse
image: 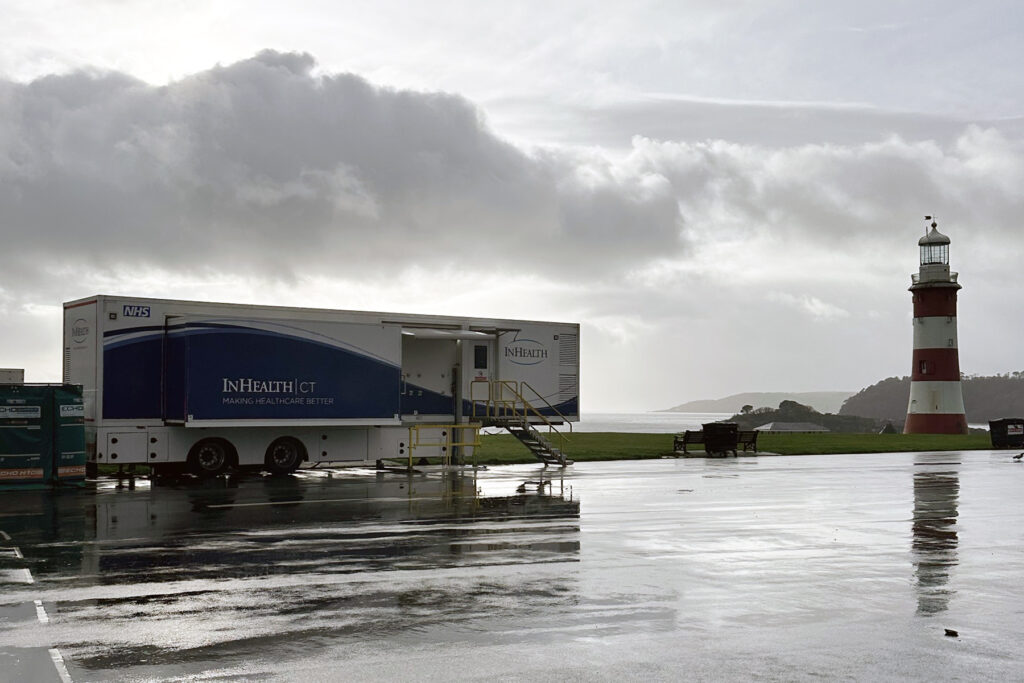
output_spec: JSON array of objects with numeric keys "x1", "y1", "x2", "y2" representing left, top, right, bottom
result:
[{"x1": 904, "y1": 217, "x2": 967, "y2": 434}]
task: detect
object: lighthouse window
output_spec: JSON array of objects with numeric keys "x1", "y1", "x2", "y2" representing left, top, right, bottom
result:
[
  {"x1": 920, "y1": 243, "x2": 948, "y2": 265},
  {"x1": 919, "y1": 360, "x2": 929, "y2": 375}
]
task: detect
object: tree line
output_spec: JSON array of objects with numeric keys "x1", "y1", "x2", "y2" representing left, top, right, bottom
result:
[
  {"x1": 837, "y1": 374, "x2": 1024, "y2": 424},
  {"x1": 726, "y1": 400, "x2": 881, "y2": 433}
]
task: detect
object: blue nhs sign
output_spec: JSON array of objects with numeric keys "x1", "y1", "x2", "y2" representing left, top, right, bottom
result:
[{"x1": 123, "y1": 305, "x2": 151, "y2": 318}]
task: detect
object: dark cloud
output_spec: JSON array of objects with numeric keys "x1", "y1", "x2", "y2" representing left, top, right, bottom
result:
[{"x1": 0, "y1": 50, "x2": 686, "y2": 290}]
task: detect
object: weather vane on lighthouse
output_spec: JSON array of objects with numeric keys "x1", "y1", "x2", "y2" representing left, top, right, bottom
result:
[{"x1": 904, "y1": 216, "x2": 968, "y2": 434}]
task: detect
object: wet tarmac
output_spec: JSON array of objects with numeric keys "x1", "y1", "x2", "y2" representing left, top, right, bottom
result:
[{"x1": 1, "y1": 451, "x2": 1023, "y2": 681}]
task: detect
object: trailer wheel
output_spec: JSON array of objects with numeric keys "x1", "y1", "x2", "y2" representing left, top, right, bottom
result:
[
  {"x1": 187, "y1": 438, "x2": 232, "y2": 478},
  {"x1": 264, "y1": 437, "x2": 304, "y2": 475}
]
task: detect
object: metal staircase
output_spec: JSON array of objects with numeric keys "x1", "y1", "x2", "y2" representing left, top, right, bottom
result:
[{"x1": 471, "y1": 381, "x2": 573, "y2": 467}]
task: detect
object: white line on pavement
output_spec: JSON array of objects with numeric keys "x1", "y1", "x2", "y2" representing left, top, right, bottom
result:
[
  {"x1": 34, "y1": 599, "x2": 49, "y2": 624},
  {"x1": 49, "y1": 648, "x2": 73, "y2": 683}
]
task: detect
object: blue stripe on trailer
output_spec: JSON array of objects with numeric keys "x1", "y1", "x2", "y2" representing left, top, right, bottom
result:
[{"x1": 104, "y1": 325, "x2": 401, "y2": 421}]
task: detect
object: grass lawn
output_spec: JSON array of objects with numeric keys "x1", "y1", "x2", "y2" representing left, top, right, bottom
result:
[
  {"x1": 91, "y1": 432, "x2": 998, "y2": 473},
  {"x1": 472, "y1": 431, "x2": 996, "y2": 465}
]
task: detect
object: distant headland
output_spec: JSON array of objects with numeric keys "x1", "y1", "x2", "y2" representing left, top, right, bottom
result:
[
  {"x1": 663, "y1": 373, "x2": 1024, "y2": 425},
  {"x1": 661, "y1": 392, "x2": 854, "y2": 415}
]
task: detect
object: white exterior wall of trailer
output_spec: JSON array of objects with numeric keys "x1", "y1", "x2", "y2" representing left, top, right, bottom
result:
[{"x1": 62, "y1": 295, "x2": 579, "y2": 472}]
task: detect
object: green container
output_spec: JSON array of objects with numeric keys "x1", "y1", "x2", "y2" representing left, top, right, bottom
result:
[
  {"x1": 0, "y1": 385, "x2": 49, "y2": 486},
  {"x1": 0, "y1": 384, "x2": 85, "y2": 487},
  {"x1": 53, "y1": 385, "x2": 86, "y2": 483}
]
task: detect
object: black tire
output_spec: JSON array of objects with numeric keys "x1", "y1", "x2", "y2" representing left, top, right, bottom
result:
[
  {"x1": 264, "y1": 437, "x2": 304, "y2": 476},
  {"x1": 187, "y1": 439, "x2": 231, "y2": 478}
]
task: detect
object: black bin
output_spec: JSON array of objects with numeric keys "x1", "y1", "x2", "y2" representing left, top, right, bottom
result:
[
  {"x1": 989, "y1": 418, "x2": 1024, "y2": 449},
  {"x1": 702, "y1": 422, "x2": 738, "y2": 456}
]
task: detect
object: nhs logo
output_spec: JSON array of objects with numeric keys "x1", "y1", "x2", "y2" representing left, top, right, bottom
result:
[{"x1": 122, "y1": 305, "x2": 151, "y2": 318}]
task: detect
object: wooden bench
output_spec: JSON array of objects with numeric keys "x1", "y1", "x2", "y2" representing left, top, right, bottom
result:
[
  {"x1": 673, "y1": 430, "x2": 705, "y2": 454},
  {"x1": 674, "y1": 429, "x2": 759, "y2": 454},
  {"x1": 737, "y1": 430, "x2": 759, "y2": 452}
]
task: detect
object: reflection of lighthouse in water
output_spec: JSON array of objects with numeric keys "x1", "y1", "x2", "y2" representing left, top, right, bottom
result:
[{"x1": 912, "y1": 455, "x2": 960, "y2": 615}]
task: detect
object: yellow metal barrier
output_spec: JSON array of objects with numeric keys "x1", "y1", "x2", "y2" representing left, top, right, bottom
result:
[{"x1": 407, "y1": 423, "x2": 482, "y2": 469}]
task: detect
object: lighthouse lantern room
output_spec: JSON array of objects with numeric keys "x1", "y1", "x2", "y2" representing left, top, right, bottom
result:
[{"x1": 904, "y1": 217, "x2": 968, "y2": 434}]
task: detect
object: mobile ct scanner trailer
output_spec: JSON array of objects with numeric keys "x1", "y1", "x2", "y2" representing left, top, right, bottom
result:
[{"x1": 63, "y1": 295, "x2": 580, "y2": 476}]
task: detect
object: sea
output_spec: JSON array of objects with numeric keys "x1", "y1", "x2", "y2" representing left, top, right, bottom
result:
[
  {"x1": 505, "y1": 411, "x2": 990, "y2": 433},
  {"x1": 571, "y1": 411, "x2": 732, "y2": 433}
]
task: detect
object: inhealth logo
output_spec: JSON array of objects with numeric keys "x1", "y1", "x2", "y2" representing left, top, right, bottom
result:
[
  {"x1": 504, "y1": 339, "x2": 548, "y2": 365},
  {"x1": 221, "y1": 378, "x2": 319, "y2": 394}
]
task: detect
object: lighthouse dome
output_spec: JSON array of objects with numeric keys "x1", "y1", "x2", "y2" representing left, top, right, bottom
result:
[{"x1": 918, "y1": 225, "x2": 950, "y2": 246}]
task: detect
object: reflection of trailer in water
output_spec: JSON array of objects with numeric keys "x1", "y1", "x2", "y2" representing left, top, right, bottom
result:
[
  {"x1": 81, "y1": 472, "x2": 581, "y2": 581},
  {"x1": 63, "y1": 295, "x2": 580, "y2": 477}
]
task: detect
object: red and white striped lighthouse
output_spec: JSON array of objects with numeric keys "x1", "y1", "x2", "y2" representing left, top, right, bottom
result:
[{"x1": 904, "y1": 217, "x2": 967, "y2": 434}]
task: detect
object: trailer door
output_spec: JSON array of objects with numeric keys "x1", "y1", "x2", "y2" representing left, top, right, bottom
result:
[
  {"x1": 464, "y1": 336, "x2": 496, "y2": 420},
  {"x1": 400, "y1": 334, "x2": 458, "y2": 419}
]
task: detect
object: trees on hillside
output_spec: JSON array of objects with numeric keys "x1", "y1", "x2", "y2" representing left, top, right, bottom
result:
[
  {"x1": 837, "y1": 374, "x2": 1024, "y2": 423},
  {"x1": 838, "y1": 376, "x2": 910, "y2": 422},
  {"x1": 726, "y1": 400, "x2": 879, "y2": 433}
]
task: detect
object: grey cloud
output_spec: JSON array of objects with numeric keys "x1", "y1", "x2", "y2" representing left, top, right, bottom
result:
[
  {"x1": 492, "y1": 95, "x2": 1015, "y2": 150},
  {"x1": 0, "y1": 50, "x2": 686, "y2": 291},
  {"x1": 3, "y1": 50, "x2": 1023, "y2": 310},
  {"x1": 625, "y1": 128, "x2": 1024, "y2": 251}
]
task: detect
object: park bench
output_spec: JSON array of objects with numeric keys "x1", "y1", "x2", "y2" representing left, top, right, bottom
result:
[
  {"x1": 673, "y1": 430, "x2": 705, "y2": 454},
  {"x1": 673, "y1": 428, "x2": 759, "y2": 455},
  {"x1": 737, "y1": 430, "x2": 759, "y2": 452}
]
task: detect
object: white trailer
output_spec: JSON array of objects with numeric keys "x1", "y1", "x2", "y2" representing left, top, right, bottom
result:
[{"x1": 63, "y1": 295, "x2": 580, "y2": 476}]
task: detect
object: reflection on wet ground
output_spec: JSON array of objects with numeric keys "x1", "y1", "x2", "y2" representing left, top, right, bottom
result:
[
  {"x1": 912, "y1": 454, "x2": 960, "y2": 615},
  {"x1": 2, "y1": 452, "x2": 1023, "y2": 681}
]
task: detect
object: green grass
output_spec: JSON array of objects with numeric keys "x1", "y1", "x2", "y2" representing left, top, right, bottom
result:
[
  {"x1": 473, "y1": 431, "x2": 995, "y2": 465},
  {"x1": 474, "y1": 432, "x2": 672, "y2": 465},
  {"x1": 90, "y1": 432, "x2": 998, "y2": 473}
]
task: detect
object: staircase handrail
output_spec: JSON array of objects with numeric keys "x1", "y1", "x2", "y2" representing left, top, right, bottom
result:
[
  {"x1": 494, "y1": 381, "x2": 567, "y2": 459},
  {"x1": 468, "y1": 379, "x2": 571, "y2": 464},
  {"x1": 519, "y1": 381, "x2": 573, "y2": 434}
]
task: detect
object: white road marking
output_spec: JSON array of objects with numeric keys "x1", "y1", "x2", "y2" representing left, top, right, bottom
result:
[
  {"x1": 21, "y1": 568, "x2": 34, "y2": 584},
  {"x1": 0, "y1": 530, "x2": 11, "y2": 541},
  {"x1": 35, "y1": 599, "x2": 49, "y2": 624},
  {"x1": 49, "y1": 648, "x2": 73, "y2": 683},
  {"x1": 0, "y1": 546, "x2": 24, "y2": 559}
]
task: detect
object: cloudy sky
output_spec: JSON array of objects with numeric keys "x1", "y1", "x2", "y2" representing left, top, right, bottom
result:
[{"x1": 2, "y1": 1, "x2": 1023, "y2": 410}]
